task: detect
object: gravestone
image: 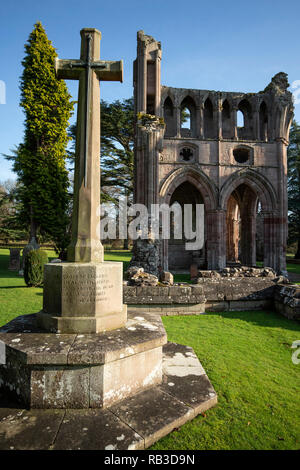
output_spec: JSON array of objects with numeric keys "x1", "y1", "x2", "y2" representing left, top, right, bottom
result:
[{"x1": 8, "y1": 248, "x2": 21, "y2": 271}]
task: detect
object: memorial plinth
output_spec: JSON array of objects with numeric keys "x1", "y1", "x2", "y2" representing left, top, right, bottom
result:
[
  {"x1": 0, "y1": 313, "x2": 166, "y2": 409},
  {"x1": 37, "y1": 262, "x2": 127, "y2": 334}
]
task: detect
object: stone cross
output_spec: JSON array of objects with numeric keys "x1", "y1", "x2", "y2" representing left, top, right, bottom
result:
[{"x1": 55, "y1": 28, "x2": 123, "y2": 263}]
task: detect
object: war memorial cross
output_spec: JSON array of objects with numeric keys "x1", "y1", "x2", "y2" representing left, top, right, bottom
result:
[{"x1": 55, "y1": 28, "x2": 123, "y2": 263}]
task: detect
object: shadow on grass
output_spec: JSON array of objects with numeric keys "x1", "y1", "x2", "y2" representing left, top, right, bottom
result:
[
  {"x1": 0, "y1": 286, "x2": 27, "y2": 289},
  {"x1": 204, "y1": 310, "x2": 300, "y2": 332}
]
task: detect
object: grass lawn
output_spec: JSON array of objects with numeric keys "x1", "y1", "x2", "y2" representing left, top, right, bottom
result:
[
  {"x1": 257, "y1": 260, "x2": 300, "y2": 276},
  {"x1": 154, "y1": 312, "x2": 300, "y2": 450},
  {"x1": 0, "y1": 248, "x2": 300, "y2": 449},
  {"x1": 285, "y1": 262, "x2": 300, "y2": 276}
]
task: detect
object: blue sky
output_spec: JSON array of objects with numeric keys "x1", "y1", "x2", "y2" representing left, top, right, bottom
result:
[{"x1": 1, "y1": 0, "x2": 300, "y2": 180}]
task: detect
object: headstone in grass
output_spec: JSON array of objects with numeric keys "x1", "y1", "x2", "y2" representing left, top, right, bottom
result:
[{"x1": 8, "y1": 248, "x2": 21, "y2": 271}]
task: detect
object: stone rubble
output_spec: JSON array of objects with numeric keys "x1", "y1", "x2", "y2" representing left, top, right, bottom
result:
[
  {"x1": 126, "y1": 266, "x2": 159, "y2": 286},
  {"x1": 159, "y1": 271, "x2": 174, "y2": 286},
  {"x1": 195, "y1": 266, "x2": 278, "y2": 280}
]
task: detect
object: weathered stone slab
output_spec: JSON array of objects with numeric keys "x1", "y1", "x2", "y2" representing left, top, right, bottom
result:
[
  {"x1": 0, "y1": 342, "x2": 217, "y2": 449},
  {"x1": 127, "y1": 304, "x2": 206, "y2": 315},
  {"x1": 162, "y1": 342, "x2": 206, "y2": 377},
  {"x1": 160, "y1": 343, "x2": 217, "y2": 414},
  {"x1": 0, "y1": 406, "x2": 64, "y2": 450},
  {"x1": 37, "y1": 306, "x2": 127, "y2": 334},
  {"x1": 0, "y1": 348, "x2": 31, "y2": 405},
  {"x1": 161, "y1": 374, "x2": 217, "y2": 415},
  {"x1": 52, "y1": 409, "x2": 144, "y2": 450},
  {"x1": 67, "y1": 312, "x2": 166, "y2": 364},
  {"x1": 31, "y1": 366, "x2": 90, "y2": 408},
  {"x1": 0, "y1": 332, "x2": 76, "y2": 365},
  {"x1": 121, "y1": 313, "x2": 167, "y2": 354},
  {"x1": 168, "y1": 286, "x2": 191, "y2": 296},
  {"x1": 192, "y1": 279, "x2": 225, "y2": 301},
  {"x1": 0, "y1": 313, "x2": 167, "y2": 409},
  {"x1": 110, "y1": 387, "x2": 194, "y2": 448},
  {"x1": 90, "y1": 347, "x2": 162, "y2": 408},
  {"x1": 123, "y1": 286, "x2": 137, "y2": 297},
  {"x1": 190, "y1": 285, "x2": 205, "y2": 295},
  {"x1": 68, "y1": 330, "x2": 129, "y2": 364}
]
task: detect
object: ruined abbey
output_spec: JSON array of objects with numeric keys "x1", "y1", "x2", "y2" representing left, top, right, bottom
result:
[{"x1": 133, "y1": 31, "x2": 294, "y2": 275}]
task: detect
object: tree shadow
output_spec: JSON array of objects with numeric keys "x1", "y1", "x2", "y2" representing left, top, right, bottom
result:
[{"x1": 0, "y1": 286, "x2": 27, "y2": 289}]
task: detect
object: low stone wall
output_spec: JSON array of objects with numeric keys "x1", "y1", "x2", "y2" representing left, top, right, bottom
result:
[
  {"x1": 124, "y1": 285, "x2": 206, "y2": 315},
  {"x1": 124, "y1": 278, "x2": 277, "y2": 314},
  {"x1": 274, "y1": 285, "x2": 300, "y2": 320}
]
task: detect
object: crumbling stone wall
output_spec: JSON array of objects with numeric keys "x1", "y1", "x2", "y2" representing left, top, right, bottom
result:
[
  {"x1": 133, "y1": 31, "x2": 294, "y2": 275},
  {"x1": 124, "y1": 277, "x2": 281, "y2": 314},
  {"x1": 274, "y1": 285, "x2": 300, "y2": 320}
]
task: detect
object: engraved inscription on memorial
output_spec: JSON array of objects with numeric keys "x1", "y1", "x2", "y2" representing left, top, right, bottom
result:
[{"x1": 62, "y1": 271, "x2": 114, "y2": 304}]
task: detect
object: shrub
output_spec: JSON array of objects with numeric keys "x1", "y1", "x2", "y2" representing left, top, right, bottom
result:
[{"x1": 24, "y1": 249, "x2": 48, "y2": 287}]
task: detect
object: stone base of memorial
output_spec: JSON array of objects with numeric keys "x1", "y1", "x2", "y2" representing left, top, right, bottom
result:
[
  {"x1": 0, "y1": 312, "x2": 167, "y2": 409},
  {"x1": 37, "y1": 262, "x2": 127, "y2": 334},
  {"x1": 0, "y1": 324, "x2": 217, "y2": 449}
]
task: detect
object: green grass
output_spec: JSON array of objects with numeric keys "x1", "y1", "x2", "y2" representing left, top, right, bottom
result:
[
  {"x1": 150, "y1": 312, "x2": 300, "y2": 450},
  {"x1": 0, "y1": 248, "x2": 56, "y2": 326},
  {"x1": 285, "y1": 262, "x2": 300, "y2": 275},
  {"x1": 104, "y1": 249, "x2": 131, "y2": 273},
  {"x1": 0, "y1": 248, "x2": 300, "y2": 449}
]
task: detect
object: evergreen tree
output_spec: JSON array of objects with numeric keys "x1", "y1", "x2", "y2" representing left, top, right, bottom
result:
[
  {"x1": 0, "y1": 180, "x2": 27, "y2": 242},
  {"x1": 69, "y1": 97, "x2": 134, "y2": 204},
  {"x1": 6, "y1": 22, "x2": 74, "y2": 255},
  {"x1": 100, "y1": 98, "x2": 134, "y2": 203},
  {"x1": 287, "y1": 120, "x2": 300, "y2": 258}
]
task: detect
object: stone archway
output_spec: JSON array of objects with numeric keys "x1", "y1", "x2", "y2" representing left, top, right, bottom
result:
[
  {"x1": 226, "y1": 193, "x2": 241, "y2": 263},
  {"x1": 159, "y1": 167, "x2": 218, "y2": 271},
  {"x1": 225, "y1": 184, "x2": 258, "y2": 267},
  {"x1": 220, "y1": 170, "x2": 279, "y2": 270},
  {"x1": 168, "y1": 181, "x2": 204, "y2": 270}
]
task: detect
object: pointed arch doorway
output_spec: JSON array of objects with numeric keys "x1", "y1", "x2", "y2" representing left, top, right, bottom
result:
[{"x1": 168, "y1": 181, "x2": 205, "y2": 270}]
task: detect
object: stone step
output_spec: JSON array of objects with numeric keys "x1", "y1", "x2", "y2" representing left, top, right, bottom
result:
[{"x1": 0, "y1": 343, "x2": 217, "y2": 450}]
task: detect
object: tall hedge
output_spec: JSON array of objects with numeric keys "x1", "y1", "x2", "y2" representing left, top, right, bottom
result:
[{"x1": 24, "y1": 249, "x2": 49, "y2": 287}]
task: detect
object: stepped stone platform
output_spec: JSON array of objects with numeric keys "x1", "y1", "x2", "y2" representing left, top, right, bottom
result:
[
  {"x1": 0, "y1": 312, "x2": 167, "y2": 409},
  {"x1": 0, "y1": 340, "x2": 217, "y2": 450}
]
